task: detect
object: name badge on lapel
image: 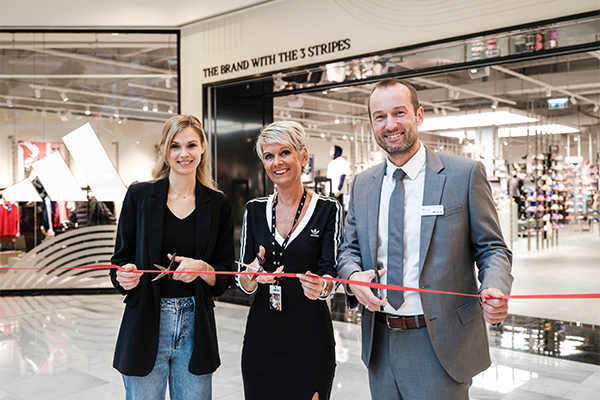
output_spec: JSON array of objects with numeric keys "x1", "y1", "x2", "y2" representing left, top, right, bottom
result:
[{"x1": 421, "y1": 205, "x2": 444, "y2": 216}]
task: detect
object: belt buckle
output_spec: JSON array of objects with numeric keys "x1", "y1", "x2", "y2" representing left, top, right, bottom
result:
[{"x1": 385, "y1": 315, "x2": 407, "y2": 330}]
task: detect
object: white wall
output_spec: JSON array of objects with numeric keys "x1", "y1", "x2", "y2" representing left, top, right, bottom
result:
[
  {"x1": 180, "y1": 0, "x2": 599, "y2": 116},
  {"x1": 0, "y1": 108, "x2": 162, "y2": 188}
]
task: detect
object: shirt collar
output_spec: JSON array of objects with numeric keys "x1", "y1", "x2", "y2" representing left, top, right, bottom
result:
[{"x1": 385, "y1": 141, "x2": 426, "y2": 180}]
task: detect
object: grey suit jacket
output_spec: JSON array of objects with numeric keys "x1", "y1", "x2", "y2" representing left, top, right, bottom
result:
[{"x1": 337, "y1": 147, "x2": 513, "y2": 383}]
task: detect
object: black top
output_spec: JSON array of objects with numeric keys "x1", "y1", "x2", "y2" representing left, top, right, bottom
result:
[{"x1": 161, "y1": 207, "x2": 196, "y2": 298}]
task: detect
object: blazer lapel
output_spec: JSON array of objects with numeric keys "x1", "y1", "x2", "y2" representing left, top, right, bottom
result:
[
  {"x1": 195, "y1": 183, "x2": 211, "y2": 260},
  {"x1": 367, "y1": 163, "x2": 386, "y2": 271},
  {"x1": 148, "y1": 178, "x2": 168, "y2": 303},
  {"x1": 419, "y1": 149, "x2": 446, "y2": 271}
]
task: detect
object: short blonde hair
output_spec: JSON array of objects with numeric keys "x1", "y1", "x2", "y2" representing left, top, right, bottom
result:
[
  {"x1": 152, "y1": 114, "x2": 218, "y2": 191},
  {"x1": 255, "y1": 121, "x2": 309, "y2": 163}
]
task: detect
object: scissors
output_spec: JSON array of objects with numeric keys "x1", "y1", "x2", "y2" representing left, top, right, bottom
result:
[
  {"x1": 152, "y1": 253, "x2": 178, "y2": 282},
  {"x1": 235, "y1": 251, "x2": 267, "y2": 282}
]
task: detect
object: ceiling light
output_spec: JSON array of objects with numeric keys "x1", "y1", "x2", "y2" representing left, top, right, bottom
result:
[
  {"x1": 449, "y1": 89, "x2": 454, "y2": 98},
  {"x1": 497, "y1": 124, "x2": 579, "y2": 137},
  {"x1": 594, "y1": 105, "x2": 600, "y2": 113},
  {"x1": 287, "y1": 96, "x2": 304, "y2": 108},
  {"x1": 438, "y1": 130, "x2": 477, "y2": 140},
  {"x1": 420, "y1": 110, "x2": 537, "y2": 132},
  {"x1": 546, "y1": 87, "x2": 552, "y2": 97},
  {"x1": 491, "y1": 101, "x2": 498, "y2": 110},
  {"x1": 152, "y1": 103, "x2": 158, "y2": 112},
  {"x1": 60, "y1": 92, "x2": 69, "y2": 102},
  {"x1": 41, "y1": 109, "x2": 47, "y2": 117},
  {"x1": 165, "y1": 77, "x2": 172, "y2": 89},
  {"x1": 350, "y1": 136, "x2": 354, "y2": 141},
  {"x1": 433, "y1": 107, "x2": 440, "y2": 115},
  {"x1": 57, "y1": 110, "x2": 70, "y2": 122},
  {"x1": 84, "y1": 107, "x2": 91, "y2": 115},
  {"x1": 143, "y1": 102, "x2": 149, "y2": 112},
  {"x1": 342, "y1": 135, "x2": 348, "y2": 140},
  {"x1": 453, "y1": 91, "x2": 461, "y2": 100},
  {"x1": 34, "y1": 88, "x2": 41, "y2": 98},
  {"x1": 335, "y1": 118, "x2": 340, "y2": 124},
  {"x1": 322, "y1": 90, "x2": 328, "y2": 95},
  {"x1": 569, "y1": 97, "x2": 577, "y2": 105},
  {"x1": 573, "y1": 136, "x2": 579, "y2": 142},
  {"x1": 117, "y1": 119, "x2": 122, "y2": 124},
  {"x1": 114, "y1": 109, "x2": 120, "y2": 118},
  {"x1": 168, "y1": 105, "x2": 174, "y2": 114},
  {"x1": 470, "y1": 69, "x2": 478, "y2": 74},
  {"x1": 328, "y1": 103, "x2": 334, "y2": 111},
  {"x1": 6, "y1": 98, "x2": 13, "y2": 108},
  {"x1": 441, "y1": 108, "x2": 447, "y2": 116},
  {"x1": 320, "y1": 133, "x2": 326, "y2": 138}
]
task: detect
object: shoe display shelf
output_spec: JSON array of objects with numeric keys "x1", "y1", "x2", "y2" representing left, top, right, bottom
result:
[
  {"x1": 523, "y1": 154, "x2": 564, "y2": 250},
  {"x1": 564, "y1": 161, "x2": 599, "y2": 234}
]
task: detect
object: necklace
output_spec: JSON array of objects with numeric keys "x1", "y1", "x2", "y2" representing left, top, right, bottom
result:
[{"x1": 170, "y1": 187, "x2": 194, "y2": 199}]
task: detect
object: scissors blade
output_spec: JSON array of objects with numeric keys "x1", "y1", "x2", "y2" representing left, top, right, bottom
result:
[
  {"x1": 151, "y1": 253, "x2": 178, "y2": 282},
  {"x1": 152, "y1": 263, "x2": 168, "y2": 282},
  {"x1": 235, "y1": 261, "x2": 253, "y2": 269}
]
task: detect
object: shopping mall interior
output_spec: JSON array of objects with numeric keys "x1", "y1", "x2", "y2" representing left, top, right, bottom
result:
[{"x1": 0, "y1": 1, "x2": 599, "y2": 399}]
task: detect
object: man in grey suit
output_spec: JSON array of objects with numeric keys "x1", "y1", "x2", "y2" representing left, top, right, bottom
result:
[{"x1": 337, "y1": 78, "x2": 513, "y2": 399}]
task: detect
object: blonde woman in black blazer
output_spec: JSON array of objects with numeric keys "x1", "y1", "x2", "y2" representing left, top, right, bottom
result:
[{"x1": 109, "y1": 115, "x2": 234, "y2": 400}]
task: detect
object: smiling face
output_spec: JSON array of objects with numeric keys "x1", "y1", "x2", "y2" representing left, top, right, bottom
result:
[
  {"x1": 369, "y1": 83, "x2": 424, "y2": 166},
  {"x1": 261, "y1": 142, "x2": 307, "y2": 189},
  {"x1": 167, "y1": 126, "x2": 205, "y2": 177}
]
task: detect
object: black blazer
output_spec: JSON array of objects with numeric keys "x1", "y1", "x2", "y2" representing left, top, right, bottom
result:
[{"x1": 109, "y1": 178, "x2": 234, "y2": 376}]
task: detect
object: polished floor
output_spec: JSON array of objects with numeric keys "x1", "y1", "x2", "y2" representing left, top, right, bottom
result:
[{"x1": 0, "y1": 229, "x2": 599, "y2": 399}]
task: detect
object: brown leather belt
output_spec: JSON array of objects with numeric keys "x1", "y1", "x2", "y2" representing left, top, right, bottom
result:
[{"x1": 376, "y1": 312, "x2": 427, "y2": 330}]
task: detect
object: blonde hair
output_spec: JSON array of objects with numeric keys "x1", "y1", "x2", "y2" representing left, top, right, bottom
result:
[
  {"x1": 255, "y1": 121, "x2": 309, "y2": 166},
  {"x1": 151, "y1": 114, "x2": 218, "y2": 191}
]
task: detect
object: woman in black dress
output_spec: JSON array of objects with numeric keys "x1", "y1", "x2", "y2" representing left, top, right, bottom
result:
[
  {"x1": 237, "y1": 121, "x2": 343, "y2": 400},
  {"x1": 110, "y1": 115, "x2": 234, "y2": 400}
]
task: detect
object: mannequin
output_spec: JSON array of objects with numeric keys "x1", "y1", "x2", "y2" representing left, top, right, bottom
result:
[{"x1": 326, "y1": 145, "x2": 350, "y2": 205}]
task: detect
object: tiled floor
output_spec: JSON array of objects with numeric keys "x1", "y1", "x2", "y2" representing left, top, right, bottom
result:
[{"x1": 0, "y1": 229, "x2": 598, "y2": 399}]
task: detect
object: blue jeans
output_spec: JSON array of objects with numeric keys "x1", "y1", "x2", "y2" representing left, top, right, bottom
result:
[{"x1": 122, "y1": 297, "x2": 212, "y2": 400}]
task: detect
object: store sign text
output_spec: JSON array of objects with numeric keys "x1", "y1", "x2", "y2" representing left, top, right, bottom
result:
[{"x1": 203, "y1": 38, "x2": 351, "y2": 78}]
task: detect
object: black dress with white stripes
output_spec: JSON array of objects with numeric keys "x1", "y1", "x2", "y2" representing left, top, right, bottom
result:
[{"x1": 237, "y1": 193, "x2": 343, "y2": 400}]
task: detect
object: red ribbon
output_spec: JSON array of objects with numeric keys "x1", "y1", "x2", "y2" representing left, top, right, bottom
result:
[{"x1": 3, "y1": 265, "x2": 598, "y2": 300}]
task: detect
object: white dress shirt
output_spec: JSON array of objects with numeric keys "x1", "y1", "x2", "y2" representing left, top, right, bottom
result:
[{"x1": 377, "y1": 142, "x2": 426, "y2": 316}]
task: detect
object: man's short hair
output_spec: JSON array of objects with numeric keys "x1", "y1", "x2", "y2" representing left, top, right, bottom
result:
[{"x1": 367, "y1": 78, "x2": 421, "y2": 120}]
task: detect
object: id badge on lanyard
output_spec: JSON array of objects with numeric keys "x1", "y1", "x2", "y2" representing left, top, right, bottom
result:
[{"x1": 269, "y1": 189, "x2": 307, "y2": 312}]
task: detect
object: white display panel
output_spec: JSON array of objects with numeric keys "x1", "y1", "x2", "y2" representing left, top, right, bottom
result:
[
  {"x1": 62, "y1": 123, "x2": 127, "y2": 202},
  {"x1": 0, "y1": 179, "x2": 43, "y2": 202},
  {"x1": 31, "y1": 151, "x2": 88, "y2": 201}
]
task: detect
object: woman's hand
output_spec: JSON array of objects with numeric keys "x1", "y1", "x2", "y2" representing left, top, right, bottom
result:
[
  {"x1": 298, "y1": 271, "x2": 325, "y2": 300},
  {"x1": 256, "y1": 265, "x2": 284, "y2": 285},
  {"x1": 239, "y1": 246, "x2": 266, "y2": 292},
  {"x1": 116, "y1": 263, "x2": 143, "y2": 290},
  {"x1": 170, "y1": 254, "x2": 216, "y2": 286}
]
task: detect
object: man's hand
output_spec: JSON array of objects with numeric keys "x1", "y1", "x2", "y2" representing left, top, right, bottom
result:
[
  {"x1": 348, "y1": 269, "x2": 387, "y2": 312},
  {"x1": 481, "y1": 288, "x2": 509, "y2": 324}
]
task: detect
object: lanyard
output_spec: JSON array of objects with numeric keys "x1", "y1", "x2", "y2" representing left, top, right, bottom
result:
[{"x1": 270, "y1": 189, "x2": 307, "y2": 269}]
